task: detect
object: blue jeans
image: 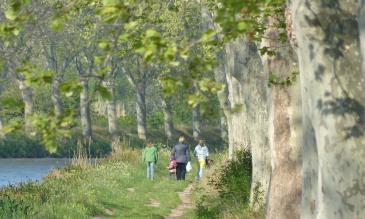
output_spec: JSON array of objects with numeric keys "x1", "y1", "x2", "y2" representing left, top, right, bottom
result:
[{"x1": 146, "y1": 162, "x2": 155, "y2": 180}]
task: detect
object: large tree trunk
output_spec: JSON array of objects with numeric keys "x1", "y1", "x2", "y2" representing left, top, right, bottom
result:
[
  {"x1": 80, "y1": 78, "x2": 92, "y2": 140},
  {"x1": 51, "y1": 76, "x2": 64, "y2": 117},
  {"x1": 104, "y1": 79, "x2": 119, "y2": 151},
  {"x1": 17, "y1": 78, "x2": 34, "y2": 132},
  {"x1": 225, "y1": 38, "x2": 271, "y2": 207},
  {"x1": 204, "y1": 1, "x2": 270, "y2": 207},
  {"x1": 263, "y1": 16, "x2": 302, "y2": 219},
  {"x1": 213, "y1": 50, "x2": 233, "y2": 152},
  {"x1": 192, "y1": 105, "x2": 201, "y2": 140},
  {"x1": 136, "y1": 80, "x2": 147, "y2": 140},
  {"x1": 292, "y1": 1, "x2": 365, "y2": 218},
  {"x1": 161, "y1": 97, "x2": 175, "y2": 141}
]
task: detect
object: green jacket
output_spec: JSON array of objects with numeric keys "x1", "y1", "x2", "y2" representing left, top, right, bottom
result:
[{"x1": 142, "y1": 146, "x2": 158, "y2": 163}]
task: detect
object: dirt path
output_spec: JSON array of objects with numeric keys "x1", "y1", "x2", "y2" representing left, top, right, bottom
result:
[{"x1": 164, "y1": 184, "x2": 194, "y2": 219}]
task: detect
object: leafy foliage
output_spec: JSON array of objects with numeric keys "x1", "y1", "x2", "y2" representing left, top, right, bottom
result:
[
  {"x1": 268, "y1": 71, "x2": 299, "y2": 87},
  {"x1": 208, "y1": 150, "x2": 252, "y2": 202},
  {"x1": 0, "y1": 0, "x2": 290, "y2": 153}
]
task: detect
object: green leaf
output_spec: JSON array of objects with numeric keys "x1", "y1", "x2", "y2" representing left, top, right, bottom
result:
[
  {"x1": 145, "y1": 29, "x2": 160, "y2": 38},
  {"x1": 94, "y1": 56, "x2": 104, "y2": 65},
  {"x1": 237, "y1": 21, "x2": 247, "y2": 31},
  {"x1": 50, "y1": 18, "x2": 64, "y2": 31},
  {"x1": 4, "y1": 9, "x2": 17, "y2": 21},
  {"x1": 201, "y1": 29, "x2": 215, "y2": 42},
  {"x1": 118, "y1": 33, "x2": 129, "y2": 42},
  {"x1": 98, "y1": 41, "x2": 110, "y2": 50},
  {"x1": 103, "y1": 0, "x2": 119, "y2": 6},
  {"x1": 124, "y1": 21, "x2": 138, "y2": 30}
]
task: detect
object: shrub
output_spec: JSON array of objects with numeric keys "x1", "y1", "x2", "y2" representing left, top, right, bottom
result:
[
  {"x1": 208, "y1": 149, "x2": 252, "y2": 203},
  {"x1": 194, "y1": 150, "x2": 254, "y2": 219}
]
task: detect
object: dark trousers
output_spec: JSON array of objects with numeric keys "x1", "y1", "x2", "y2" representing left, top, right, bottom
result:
[{"x1": 176, "y1": 162, "x2": 187, "y2": 180}]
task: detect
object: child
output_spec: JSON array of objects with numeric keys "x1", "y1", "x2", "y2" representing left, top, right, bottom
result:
[
  {"x1": 194, "y1": 139, "x2": 209, "y2": 181},
  {"x1": 142, "y1": 143, "x2": 158, "y2": 180},
  {"x1": 167, "y1": 155, "x2": 177, "y2": 180}
]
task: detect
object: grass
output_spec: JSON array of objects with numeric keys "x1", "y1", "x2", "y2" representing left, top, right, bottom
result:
[
  {"x1": 0, "y1": 149, "x2": 193, "y2": 219},
  {"x1": 0, "y1": 145, "x2": 263, "y2": 219}
]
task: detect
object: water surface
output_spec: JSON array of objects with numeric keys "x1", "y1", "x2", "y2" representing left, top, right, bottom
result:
[{"x1": 0, "y1": 158, "x2": 70, "y2": 188}]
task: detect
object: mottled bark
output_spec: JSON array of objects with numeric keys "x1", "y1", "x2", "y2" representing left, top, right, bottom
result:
[
  {"x1": 51, "y1": 76, "x2": 64, "y2": 117},
  {"x1": 80, "y1": 78, "x2": 92, "y2": 140},
  {"x1": 192, "y1": 105, "x2": 201, "y2": 140},
  {"x1": 161, "y1": 97, "x2": 175, "y2": 141},
  {"x1": 292, "y1": 1, "x2": 365, "y2": 218},
  {"x1": 104, "y1": 79, "x2": 119, "y2": 151},
  {"x1": 45, "y1": 41, "x2": 71, "y2": 118},
  {"x1": 213, "y1": 49, "x2": 232, "y2": 149},
  {"x1": 225, "y1": 38, "x2": 271, "y2": 206},
  {"x1": 263, "y1": 18, "x2": 302, "y2": 219},
  {"x1": 136, "y1": 80, "x2": 147, "y2": 140},
  {"x1": 219, "y1": 110, "x2": 227, "y2": 142},
  {"x1": 17, "y1": 78, "x2": 33, "y2": 132}
]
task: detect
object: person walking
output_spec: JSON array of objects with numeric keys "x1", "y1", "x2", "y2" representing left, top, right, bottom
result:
[
  {"x1": 194, "y1": 139, "x2": 209, "y2": 181},
  {"x1": 142, "y1": 142, "x2": 158, "y2": 180},
  {"x1": 171, "y1": 136, "x2": 190, "y2": 180}
]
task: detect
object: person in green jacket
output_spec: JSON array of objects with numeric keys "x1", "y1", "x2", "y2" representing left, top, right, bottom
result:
[{"x1": 142, "y1": 143, "x2": 158, "y2": 180}]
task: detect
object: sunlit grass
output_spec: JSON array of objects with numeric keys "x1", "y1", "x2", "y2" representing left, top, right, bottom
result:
[{"x1": 0, "y1": 149, "x2": 192, "y2": 219}]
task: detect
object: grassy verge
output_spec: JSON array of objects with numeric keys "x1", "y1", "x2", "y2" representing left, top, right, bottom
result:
[
  {"x1": 182, "y1": 151, "x2": 264, "y2": 219},
  {"x1": 0, "y1": 149, "x2": 192, "y2": 219}
]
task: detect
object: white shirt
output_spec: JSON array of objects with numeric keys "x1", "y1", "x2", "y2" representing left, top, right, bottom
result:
[{"x1": 194, "y1": 144, "x2": 209, "y2": 160}]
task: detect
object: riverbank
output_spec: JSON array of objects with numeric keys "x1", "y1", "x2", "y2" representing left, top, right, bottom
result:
[{"x1": 0, "y1": 149, "x2": 191, "y2": 218}]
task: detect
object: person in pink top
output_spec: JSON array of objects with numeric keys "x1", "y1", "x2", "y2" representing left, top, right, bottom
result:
[{"x1": 167, "y1": 155, "x2": 177, "y2": 180}]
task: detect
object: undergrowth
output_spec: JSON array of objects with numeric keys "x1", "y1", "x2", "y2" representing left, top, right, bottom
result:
[{"x1": 184, "y1": 150, "x2": 264, "y2": 219}]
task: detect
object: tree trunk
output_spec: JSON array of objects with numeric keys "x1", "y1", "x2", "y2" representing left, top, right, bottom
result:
[
  {"x1": 136, "y1": 80, "x2": 147, "y2": 140},
  {"x1": 17, "y1": 78, "x2": 34, "y2": 132},
  {"x1": 263, "y1": 16, "x2": 302, "y2": 219},
  {"x1": 0, "y1": 118, "x2": 5, "y2": 139},
  {"x1": 225, "y1": 38, "x2": 271, "y2": 206},
  {"x1": 161, "y1": 97, "x2": 175, "y2": 141},
  {"x1": 219, "y1": 110, "x2": 227, "y2": 142},
  {"x1": 359, "y1": 0, "x2": 365, "y2": 82},
  {"x1": 213, "y1": 49, "x2": 233, "y2": 152},
  {"x1": 192, "y1": 105, "x2": 201, "y2": 140},
  {"x1": 104, "y1": 79, "x2": 119, "y2": 151},
  {"x1": 292, "y1": 1, "x2": 365, "y2": 218},
  {"x1": 51, "y1": 76, "x2": 64, "y2": 117},
  {"x1": 80, "y1": 78, "x2": 92, "y2": 140}
]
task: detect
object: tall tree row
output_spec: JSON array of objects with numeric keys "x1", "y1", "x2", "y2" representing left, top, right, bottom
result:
[{"x1": 2, "y1": 1, "x2": 365, "y2": 217}]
